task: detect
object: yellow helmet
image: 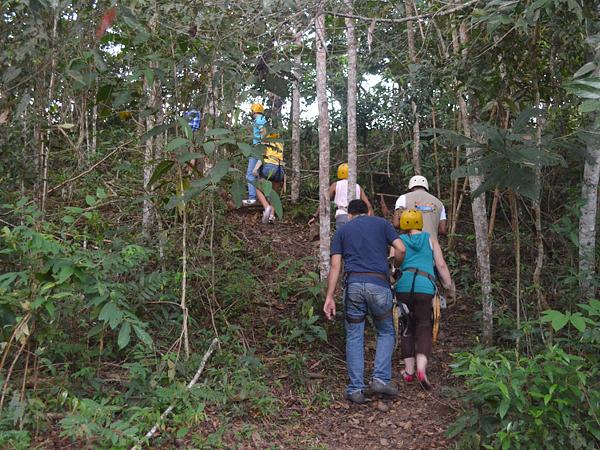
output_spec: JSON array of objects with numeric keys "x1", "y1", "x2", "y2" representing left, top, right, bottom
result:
[
  {"x1": 400, "y1": 209, "x2": 423, "y2": 231},
  {"x1": 337, "y1": 163, "x2": 348, "y2": 180},
  {"x1": 266, "y1": 132, "x2": 280, "y2": 139},
  {"x1": 250, "y1": 103, "x2": 264, "y2": 114}
]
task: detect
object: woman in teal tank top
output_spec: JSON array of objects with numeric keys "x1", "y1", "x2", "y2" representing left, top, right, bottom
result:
[{"x1": 394, "y1": 209, "x2": 454, "y2": 390}]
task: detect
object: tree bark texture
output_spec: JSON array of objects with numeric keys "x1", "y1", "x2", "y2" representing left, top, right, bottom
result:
[
  {"x1": 315, "y1": 3, "x2": 331, "y2": 279},
  {"x1": 405, "y1": 0, "x2": 421, "y2": 175},
  {"x1": 142, "y1": 60, "x2": 160, "y2": 236},
  {"x1": 579, "y1": 111, "x2": 600, "y2": 299},
  {"x1": 291, "y1": 33, "x2": 302, "y2": 203},
  {"x1": 345, "y1": 0, "x2": 358, "y2": 201}
]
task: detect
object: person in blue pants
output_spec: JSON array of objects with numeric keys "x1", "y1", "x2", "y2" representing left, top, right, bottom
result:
[
  {"x1": 324, "y1": 199, "x2": 406, "y2": 403},
  {"x1": 242, "y1": 103, "x2": 267, "y2": 206}
]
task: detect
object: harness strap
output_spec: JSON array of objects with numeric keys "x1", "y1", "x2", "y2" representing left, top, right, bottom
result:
[{"x1": 404, "y1": 267, "x2": 436, "y2": 283}]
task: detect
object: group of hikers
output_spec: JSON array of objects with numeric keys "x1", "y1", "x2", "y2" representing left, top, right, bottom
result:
[{"x1": 240, "y1": 102, "x2": 455, "y2": 403}]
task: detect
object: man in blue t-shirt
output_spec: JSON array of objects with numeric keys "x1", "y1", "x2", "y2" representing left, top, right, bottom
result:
[
  {"x1": 324, "y1": 199, "x2": 406, "y2": 403},
  {"x1": 242, "y1": 103, "x2": 267, "y2": 206}
]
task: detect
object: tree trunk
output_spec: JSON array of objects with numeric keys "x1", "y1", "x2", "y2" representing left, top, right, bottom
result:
[
  {"x1": 315, "y1": 2, "x2": 331, "y2": 279},
  {"x1": 453, "y1": 21, "x2": 494, "y2": 343},
  {"x1": 577, "y1": 48, "x2": 600, "y2": 300},
  {"x1": 142, "y1": 59, "x2": 160, "y2": 236},
  {"x1": 39, "y1": 8, "x2": 59, "y2": 216},
  {"x1": 405, "y1": 0, "x2": 421, "y2": 175},
  {"x1": 579, "y1": 104, "x2": 600, "y2": 299},
  {"x1": 345, "y1": 0, "x2": 358, "y2": 201},
  {"x1": 291, "y1": 33, "x2": 302, "y2": 203}
]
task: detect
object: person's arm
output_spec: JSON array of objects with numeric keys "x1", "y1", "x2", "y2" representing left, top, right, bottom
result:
[
  {"x1": 323, "y1": 254, "x2": 342, "y2": 320},
  {"x1": 360, "y1": 188, "x2": 374, "y2": 216},
  {"x1": 391, "y1": 238, "x2": 406, "y2": 268},
  {"x1": 392, "y1": 195, "x2": 406, "y2": 228},
  {"x1": 431, "y1": 236, "x2": 453, "y2": 290},
  {"x1": 438, "y1": 205, "x2": 448, "y2": 236}
]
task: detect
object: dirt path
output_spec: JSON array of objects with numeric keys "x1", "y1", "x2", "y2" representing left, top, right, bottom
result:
[{"x1": 232, "y1": 209, "x2": 474, "y2": 449}]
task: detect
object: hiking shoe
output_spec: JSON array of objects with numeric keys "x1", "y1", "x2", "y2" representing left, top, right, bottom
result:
[
  {"x1": 242, "y1": 199, "x2": 257, "y2": 206},
  {"x1": 345, "y1": 390, "x2": 367, "y2": 404},
  {"x1": 401, "y1": 370, "x2": 414, "y2": 383},
  {"x1": 262, "y1": 206, "x2": 273, "y2": 224},
  {"x1": 417, "y1": 371, "x2": 432, "y2": 391},
  {"x1": 368, "y1": 380, "x2": 399, "y2": 397},
  {"x1": 268, "y1": 215, "x2": 275, "y2": 224}
]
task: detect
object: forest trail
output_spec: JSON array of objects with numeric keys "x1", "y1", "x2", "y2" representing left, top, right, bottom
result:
[{"x1": 202, "y1": 207, "x2": 477, "y2": 450}]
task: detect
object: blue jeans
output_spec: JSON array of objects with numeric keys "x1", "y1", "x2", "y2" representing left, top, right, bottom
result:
[
  {"x1": 345, "y1": 282, "x2": 395, "y2": 395},
  {"x1": 246, "y1": 157, "x2": 258, "y2": 200}
]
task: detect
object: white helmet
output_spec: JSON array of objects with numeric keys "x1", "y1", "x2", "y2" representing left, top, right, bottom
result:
[{"x1": 408, "y1": 175, "x2": 429, "y2": 191}]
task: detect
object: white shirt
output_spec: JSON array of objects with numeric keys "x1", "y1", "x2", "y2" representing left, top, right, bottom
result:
[{"x1": 334, "y1": 180, "x2": 361, "y2": 216}]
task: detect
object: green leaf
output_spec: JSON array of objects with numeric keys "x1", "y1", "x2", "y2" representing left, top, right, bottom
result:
[
  {"x1": 498, "y1": 381, "x2": 509, "y2": 399},
  {"x1": 96, "y1": 187, "x2": 107, "y2": 199},
  {"x1": 133, "y1": 324, "x2": 153, "y2": 347},
  {"x1": 579, "y1": 100, "x2": 600, "y2": 113},
  {"x1": 118, "y1": 322, "x2": 131, "y2": 349},
  {"x1": 148, "y1": 160, "x2": 175, "y2": 186},
  {"x1": 574, "y1": 62, "x2": 597, "y2": 79},
  {"x1": 204, "y1": 128, "x2": 231, "y2": 137},
  {"x1": 209, "y1": 159, "x2": 231, "y2": 183},
  {"x1": 112, "y1": 91, "x2": 133, "y2": 108},
  {"x1": 176, "y1": 152, "x2": 203, "y2": 163},
  {"x1": 85, "y1": 195, "x2": 96, "y2": 206},
  {"x1": 570, "y1": 313, "x2": 586, "y2": 332},
  {"x1": 62, "y1": 215, "x2": 75, "y2": 224},
  {"x1": 176, "y1": 428, "x2": 188, "y2": 439},
  {"x1": 3, "y1": 66, "x2": 21, "y2": 84},
  {"x1": 270, "y1": 189, "x2": 283, "y2": 218},
  {"x1": 167, "y1": 137, "x2": 189, "y2": 152},
  {"x1": 178, "y1": 117, "x2": 193, "y2": 140},
  {"x1": 498, "y1": 396, "x2": 510, "y2": 419},
  {"x1": 551, "y1": 311, "x2": 569, "y2": 331},
  {"x1": 230, "y1": 179, "x2": 245, "y2": 207},
  {"x1": 140, "y1": 124, "x2": 171, "y2": 143},
  {"x1": 237, "y1": 142, "x2": 253, "y2": 156},
  {"x1": 203, "y1": 141, "x2": 216, "y2": 155}
]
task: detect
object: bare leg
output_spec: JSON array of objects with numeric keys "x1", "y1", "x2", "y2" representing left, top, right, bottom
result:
[
  {"x1": 255, "y1": 189, "x2": 271, "y2": 210},
  {"x1": 416, "y1": 353, "x2": 428, "y2": 374},
  {"x1": 403, "y1": 357, "x2": 415, "y2": 374}
]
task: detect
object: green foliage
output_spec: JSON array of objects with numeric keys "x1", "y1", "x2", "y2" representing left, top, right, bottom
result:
[{"x1": 449, "y1": 302, "x2": 600, "y2": 449}]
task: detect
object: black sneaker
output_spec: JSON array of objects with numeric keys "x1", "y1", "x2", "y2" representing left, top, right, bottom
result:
[
  {"x1": 345, "y1": 390, "x2": 367, "y2": 404},
  {"x1": 367, "y1": 380, "x2": 399, "y2": 397}
]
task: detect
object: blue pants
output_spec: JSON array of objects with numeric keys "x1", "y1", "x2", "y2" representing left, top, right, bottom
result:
[
  {"x1": 345, "y1": 282, "x2": 395, "y2": 395},
  {"x1": 246, "y1": 157, "x2": 258, "y2": 200}
]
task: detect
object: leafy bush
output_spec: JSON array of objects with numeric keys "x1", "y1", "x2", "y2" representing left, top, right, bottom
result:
[{"x1": 449, "y1": 301, "x2": 600, "y2": 449}]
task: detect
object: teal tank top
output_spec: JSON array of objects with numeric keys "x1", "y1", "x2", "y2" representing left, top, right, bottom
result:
[{"x1": 395, "y1": 232, "x2": 436, "y2": 295}]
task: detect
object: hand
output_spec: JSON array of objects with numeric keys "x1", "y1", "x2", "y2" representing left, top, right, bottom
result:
[
  {"x1": 323, "y1": 296, "x2": 336, "y2": 321},
  {"x1": 446, "y1": 280, "x2": 456, "y2": 299},
  {"x1": 252, "y1": 169, "x2": 259, "y2": 177}
]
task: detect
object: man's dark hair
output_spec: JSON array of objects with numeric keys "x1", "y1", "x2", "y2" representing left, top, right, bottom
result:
[{"x1": 348, "y1": 199, "x2": 368, "y2": 215}]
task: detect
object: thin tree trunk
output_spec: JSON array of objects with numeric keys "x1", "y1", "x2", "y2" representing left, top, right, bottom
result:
[
  {"x1": 39, "y1": 8, "x2": 59, "y2": 216},
  {"x1": 509, "y1": 189, "x2": 521, "y2": 350},
  {"x1": 291, "y1": 33, "x2": 302, "y2": 203},
  {"x1": 453, "y1": 20, "x2": 494, "y2": 343},
  {"x1": 579, "y1": 57, "x2": 600, "y2": 299},
  {"x1": 431, "y1": 102, "x2": 441, "y2": 199},
  {"x1": 345, "y1": 0, "x2": 358, "y2": 201},
  {"x1": 405, "y1": 0, "x2": 421, "y2": 175},
  {"x1": 315, "y1": 1, "x2": 331, "y2": 279},
  {"x1": 487, "y1": 187, "x2": 501, "y2": 239}
]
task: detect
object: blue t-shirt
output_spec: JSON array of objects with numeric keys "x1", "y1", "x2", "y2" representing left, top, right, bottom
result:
[
  {"x1": 253, "y1": 114, "x2": 267, "y2": 145},
  {"x1": 331, "y1": 215, "x2": 398, "y2": 288}
]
